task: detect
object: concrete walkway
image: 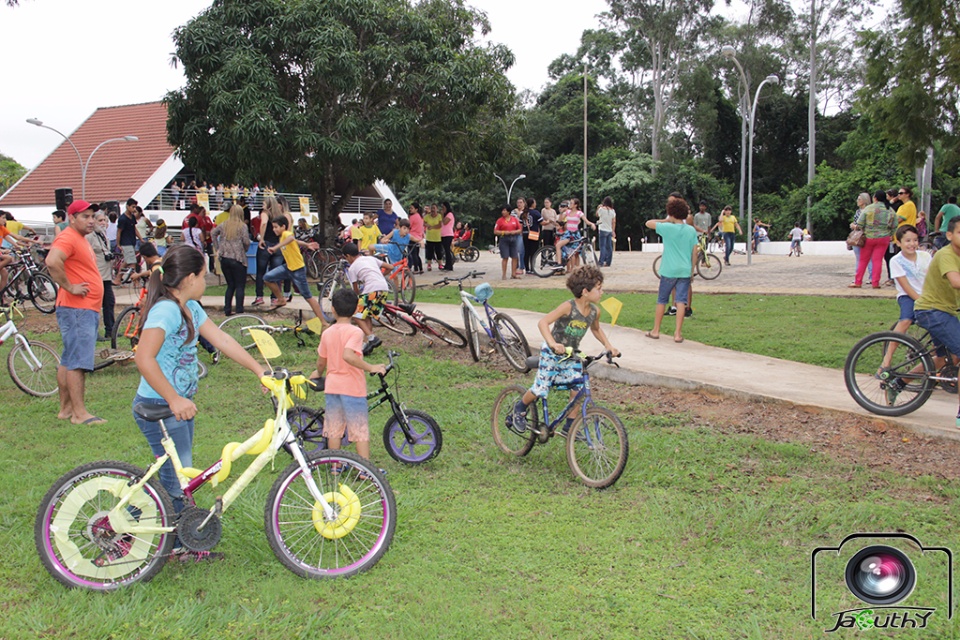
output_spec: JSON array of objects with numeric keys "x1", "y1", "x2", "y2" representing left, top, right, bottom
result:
[{"x1": 120, "y1": 247, "x2": 959, "y2": 442}]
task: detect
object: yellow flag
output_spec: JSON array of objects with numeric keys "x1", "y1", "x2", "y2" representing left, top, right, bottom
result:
[
  {"x1": 298, "y1": 196, "x2": 312, "y2": 215},
  {"x1": 601, "y1": 297, "x2": 623, "y2": 326}
]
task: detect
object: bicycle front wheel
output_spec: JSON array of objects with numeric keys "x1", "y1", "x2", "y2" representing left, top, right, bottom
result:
[
  {"x1": 844, "y1": 331, "x2": 935, "y2": 417},
  {"x1": 383, "y1": 409, "x2": 443, "y2": 464},
  {"x1": 566, "y1": 406, "x2": 629, "y2": 489},
  {"x1": 35, "y1": 461, "x2": 176, "y2": 590},
  {"x1": 8, "y1": 339, "x2": 60, "y2": 397},
  {"x1": 419, "y1": 316, "x2": 467, "y2": 347},
  {"x1": 463, "y1": 306, "x2": 481, "y2": 362},
  {"x1": 217, "y1": 314, "x2": 266, "y2": 353},
  {"x1": 396, "y1": 268, "x2": 416, "y2": 305},
  {"x1": 696, "y1": 252, "x2": 723, "y2": 280},
  {"x1": 28, "y1": 274, "x2": 58, "y2": 314},
  {"x1": 581, "y1": 242, "x2": 598, "y2": 268},
  {"x1": 493, "y1": 313, "x2": 531, "y2": 372},
  {"x1": 531, "y1": 246, "x2": 558, "y2": 278},
  {"x1": 652, "y1": 255, "x2": 661, "y2": 279},
  {"x1": 264, "y1": 449, "x2": 396, "y2": 579},
  {"x1": 111, "y1": 306, "x2": 142, "y2": 350},
  {"x1": 491, "y1": 385, "x2": 537, "y2": 456}
]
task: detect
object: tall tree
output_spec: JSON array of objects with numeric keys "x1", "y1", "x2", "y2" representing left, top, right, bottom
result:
[
  {"x1": 603, "y1": 0, "x2": 716, "y2": 171},
  {"x1": 166, "y1": 0, "x2": 521, "y2": 239},
  {"x1": 860, "y1": 0, "x2": 960, "y2": 166},
  {"x1": 0, "y1": 153, "x2": 26, "y2": 195}
]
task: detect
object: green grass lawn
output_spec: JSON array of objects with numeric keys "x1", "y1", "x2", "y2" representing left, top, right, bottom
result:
[{"x1": 2, "y1": 328, "x2": 958, "y2": 638}]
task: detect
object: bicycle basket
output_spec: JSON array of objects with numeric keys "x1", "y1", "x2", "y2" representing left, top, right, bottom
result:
[{"x1": 474, "y1": 283, "x2": 494, "y2": 303}]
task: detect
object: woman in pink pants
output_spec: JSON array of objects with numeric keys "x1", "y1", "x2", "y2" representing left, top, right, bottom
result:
[{"x1": 851, "y1": 190, "x2": 895, "y2": 289}]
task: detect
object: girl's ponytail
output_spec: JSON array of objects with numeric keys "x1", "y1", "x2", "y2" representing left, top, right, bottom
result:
[{"x1": 136, "y1": 244, "x2": 205, "y2": 342}]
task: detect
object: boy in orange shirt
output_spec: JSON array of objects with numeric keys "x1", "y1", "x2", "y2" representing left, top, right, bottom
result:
[{"x1": 310, "y1": 288, "x2": 386, "y2": 460}]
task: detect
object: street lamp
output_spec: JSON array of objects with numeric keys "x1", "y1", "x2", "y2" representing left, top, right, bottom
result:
[
  {"x1": 720, "y1": 47, "x2": 750, "y2": 237},
  {"x1": 747, "y1": 75, "x2": 780, "y2": 266},
  {"x1": 26, "y1": 118, "x2": 138, "y2": 200},
  {"x1": 493, "y1": 173, "x2": 526, "y2": 205}
]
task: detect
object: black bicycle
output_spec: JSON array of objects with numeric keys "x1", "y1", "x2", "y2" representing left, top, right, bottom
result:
[
  {"x1": 286, "y1": 351, "x2": 443, "y2": 464},
  {"x1": 0, "y1": 247, "x2": 57, "y2": 314}
]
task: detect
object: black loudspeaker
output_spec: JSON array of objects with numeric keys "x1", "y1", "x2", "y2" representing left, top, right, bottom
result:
[
  {"x1": 101, "y1": 201, "x2": 120, "y2": 216},
  {"x1": 55, "y1": 188, "x2": 73, "y2": 211}
]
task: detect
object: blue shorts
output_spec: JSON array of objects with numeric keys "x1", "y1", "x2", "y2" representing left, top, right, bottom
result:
[
  {"x1": 264, "y1": 264, "x2": 312, "y2": 299},
  {"x1": 915, "y1": 309, "x2": 960, "y2": 359},
  {"x1": 657, "y1": 277, "x2": 691, "y2": 305},
  {"x1": 498, "y1": 235, "x2": 520, "y2": 260},
  {"x1": 529, "y1": 344, "x2": 584, "y2": 399},
  {"x1": 897, "y1": 296, "x2": 916, "y2": 322},
  {"x1": 323, "y1": 393, "x2": 370, "y2": 442},
  {"x1": 56, "y1": 306, "x2": 99, "y2": 371}
]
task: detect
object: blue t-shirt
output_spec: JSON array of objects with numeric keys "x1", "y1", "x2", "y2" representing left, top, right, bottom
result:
[
  {"x1": 656, "y1": 222, "x2": 697, "y2": 278},
  {"x1": 382, "y1": 233, "x2": 411, "y2": 263},
  {"x1": 136, "y1": 299, "x2": 208, "y2": 400},
  {"x1": 376, "y1": 209, "x2": 399, "y2": 236}
]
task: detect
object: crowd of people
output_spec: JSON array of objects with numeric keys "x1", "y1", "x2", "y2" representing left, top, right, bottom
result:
[{"x1": 161, "y1": 179, "x2": 276, "y2": 212}]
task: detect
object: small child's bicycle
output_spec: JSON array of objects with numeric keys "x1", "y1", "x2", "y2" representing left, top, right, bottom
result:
[
  {"x1": 35, "y1": 329, "x2": 396, "y2": 590},
  {"x1": 1, "y1": 299, "x2": 60, "y2": 396},
  {"x1": 491, "y1": 350, "x2": 628, "y2": 488},
  {"x1": 287, "y1": 350, "x2": 443, "y2": 464}
]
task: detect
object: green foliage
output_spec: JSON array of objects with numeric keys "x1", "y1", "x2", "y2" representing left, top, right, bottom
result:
[
  {"x1": 165, "y1": 0, "x2": 522, "y2": 239},
  {"x1": 0, "y1": 152, "x2": 27, "y2": 194},
  {"x1": 859, "y1": 0, "x2": 960, "y2": 166}
]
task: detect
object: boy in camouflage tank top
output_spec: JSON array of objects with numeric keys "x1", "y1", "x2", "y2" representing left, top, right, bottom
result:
[{"x1": 508, "y1": 266, "x2": 620, "y2": 434}]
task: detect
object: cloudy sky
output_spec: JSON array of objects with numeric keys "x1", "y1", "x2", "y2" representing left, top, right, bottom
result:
[{"x1": 0, "y1": 0, "x2": 607, "y2": 170}]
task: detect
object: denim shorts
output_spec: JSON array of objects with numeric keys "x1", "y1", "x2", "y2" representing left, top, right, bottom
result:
[
  {"x1": 498, "y1": 235, "x2": 520, "y2": 259},
  {"x1": 323, "y1": 393, "x2": 370, "y2": 442},
  {"x1": 657, "y1": 277, "x2": 691, "y2": 305},
  {"x1": 56, "y1": 306, "x2": 99, "y2": 371},
  {"x1": 897, "y1": 296, "x2": 917, "y2": 322},
  {"x1": 915, "y1": 308, "x2": 960, "y2": 359},
  {"x1": 264, "y1": 264, "x2": 312, "y2": 299}
]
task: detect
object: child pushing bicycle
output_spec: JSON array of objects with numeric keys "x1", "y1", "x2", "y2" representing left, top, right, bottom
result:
[
  {"x1": 133, "y1": 244, "x2": 265, "y2": 561},
  {"x1": 508, "y1": 265, "x2": 619, "y2": 434},
  {"x1": 309, "y1": 288, "x2": 387, "y2": 461}
]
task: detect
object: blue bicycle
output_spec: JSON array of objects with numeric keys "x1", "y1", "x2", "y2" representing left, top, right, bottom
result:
[{"x1": 491, "y1": 350, "x2": 628, "y2": 488}]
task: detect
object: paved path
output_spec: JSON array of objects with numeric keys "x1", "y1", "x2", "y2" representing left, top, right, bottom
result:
[{"x1": 120, "y1": 247, "x2": 959, "y2": 442}]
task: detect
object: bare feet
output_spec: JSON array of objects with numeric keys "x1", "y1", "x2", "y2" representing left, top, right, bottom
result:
[
  {"x1": 674, "y1": 336, "x2": 684, "y2": 343},
  {"x1": 57, "y1": 412, "x2": 72, "y2": 421}
]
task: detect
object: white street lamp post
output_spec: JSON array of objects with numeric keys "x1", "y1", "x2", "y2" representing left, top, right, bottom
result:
[
  {"x1": 721, "y1": 46, "x2": 749, "y2": 232},
  {"x1": 747, "y1": 75, "x2": 780, "y2": 266},
  {"x1": 493, "y1": 173, "x2": 526, "y2": 205},
  {"x1": 26, "y1": 118, "x2": 138, "y2": 200}
]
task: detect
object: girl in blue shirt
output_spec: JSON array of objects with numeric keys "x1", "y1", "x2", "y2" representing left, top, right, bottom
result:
[{"x1": 133, "y1": 245, "x2": 264, "y2": 559}]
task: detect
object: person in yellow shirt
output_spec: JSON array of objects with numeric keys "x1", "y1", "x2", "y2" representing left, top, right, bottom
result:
[
  {"x1": 264, "y1": 216, "x2": 325, "y2": 324},
  {"x1": 357, "y1": 212, "x2": 381, "y2": 253},
  {"x1": 896, "y1": 186, "x2": 917, "y2": 229},
  {"x1": 710, "y1": 205, "x2": 742, "y2": 266}
]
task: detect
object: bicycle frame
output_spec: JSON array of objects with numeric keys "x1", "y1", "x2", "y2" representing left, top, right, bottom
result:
[
  {"x1": 459, "y1": 289, "x2": 498, "y2": 341},
  {"x1": 0, "y1": 318, "x2": 44, "y2": 369},
  {"x1": 110, "y1": 373, "x2": 338, "y2": 537}
]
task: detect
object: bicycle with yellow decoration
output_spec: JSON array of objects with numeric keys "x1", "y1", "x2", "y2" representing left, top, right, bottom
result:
[{"x1": 34, "y1": 328, "x2": 396, "y2": 590}]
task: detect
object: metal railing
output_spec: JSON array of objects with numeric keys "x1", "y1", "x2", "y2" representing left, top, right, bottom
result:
[{"x1": 144, "y1": 188, "x2": 385, "y2": 218}]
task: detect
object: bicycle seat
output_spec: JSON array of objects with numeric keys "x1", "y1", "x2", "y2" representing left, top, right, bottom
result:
[
  {"x1": 305, "y1": 377, "x2": 325, "y2": 392},
  {"x1": 398, "y1": 302, "x2": 416, "y2": 314},
  {"x1": 525, "y1": 355, "x2": 540, "y2": 370},
  {"x1": 133, "y1": 402, "x2": 174, "y2": 422}
]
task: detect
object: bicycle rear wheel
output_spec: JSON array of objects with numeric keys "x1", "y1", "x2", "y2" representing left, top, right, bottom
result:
[
  {"x1": 265, "y1": 449, "x2": 396, "y2": 579},
  {"x1": 491, "y1": 384, "x2": 537, "y2": 456},
  {"x1": 375, "y1": 307, "x2": 417, "y2": 336},
  {"x1": 493, "y1": 313, "x2": 531, "y2": 372},
  {"x1": 28, "y1": 274, "x2": 57, "y2": 314},
  {"x1": 8, "y1": 339, "x2": 60, "y2": 397},
  {"x1": 383, "y1": 409, "x2": 442, "y2": 464},
  {"x1": 463, "y1": 306, "x2": 481, "y2": 361},
  {"x1": 35, "y1": 461, "x2": 176, "y2": 590},
  {"x1": 218, "y1": 314, "x2": 266, "y2": 351},
  {"x1": 652, "y1": 255, "x2": 661, "y2": 279},
  {"x1": 530, "y1": 246, "x2": 558, "y2": 278},
  {"x1": 565, "y1": 406, "x2": 629, "y2": 489},
  {"x1": 419, "y1": 316, "x2": 466, "y2": 347},
  {"x1": 696, "y1": 252, "x2": 723, "y2": 280},
  {"x1": 844, "y1": 331, "x2": 935, "y2": 417}
]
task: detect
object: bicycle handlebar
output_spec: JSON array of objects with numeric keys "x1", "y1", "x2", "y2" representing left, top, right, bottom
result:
[
  {"x1": 380, "y1": 350, "x2": 399, "y2": 376},
  {"x1": 432, "y1": 271, "x2": 485, "y2": 287},
  {"x1": 563, "y1": 348, "x2": 620, "y2": 368}
]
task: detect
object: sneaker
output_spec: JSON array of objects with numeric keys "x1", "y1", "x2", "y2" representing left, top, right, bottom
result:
[
  {"x1": 286, "y1": 293, "x2": 294, "y2": 302},
  {"x1": 685, "y1": 307, "x2": 693, "y2": 318},
  {"x1": 508, "y1": 410, "x2": 527, "y2": 433},
  {"x1": 666, "y1": 306, "x2": 677, "y2": 316},
  {"x1": 252, "y1": 297, "x2": 265, "y2": 306},
  {"x1": 175, "y1": 549, "x2": 225, "y2": 563},
  {"x1": 427, "y1": 264, "x2": 432, "y2": 271},
  {"x1": 362, "y1": 335, "x2": 382, "y2": 356},
  {"x1": 97, "y1": 334, "x2": 110, "y2": 342},
  {"x1": 885, "y1": 377, "x2": 906, "y2": 405}
]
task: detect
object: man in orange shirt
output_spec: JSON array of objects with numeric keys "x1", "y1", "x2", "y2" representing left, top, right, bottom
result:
[{"x1": 45, "y1": 200, "x2": 106, "y2": 425}]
